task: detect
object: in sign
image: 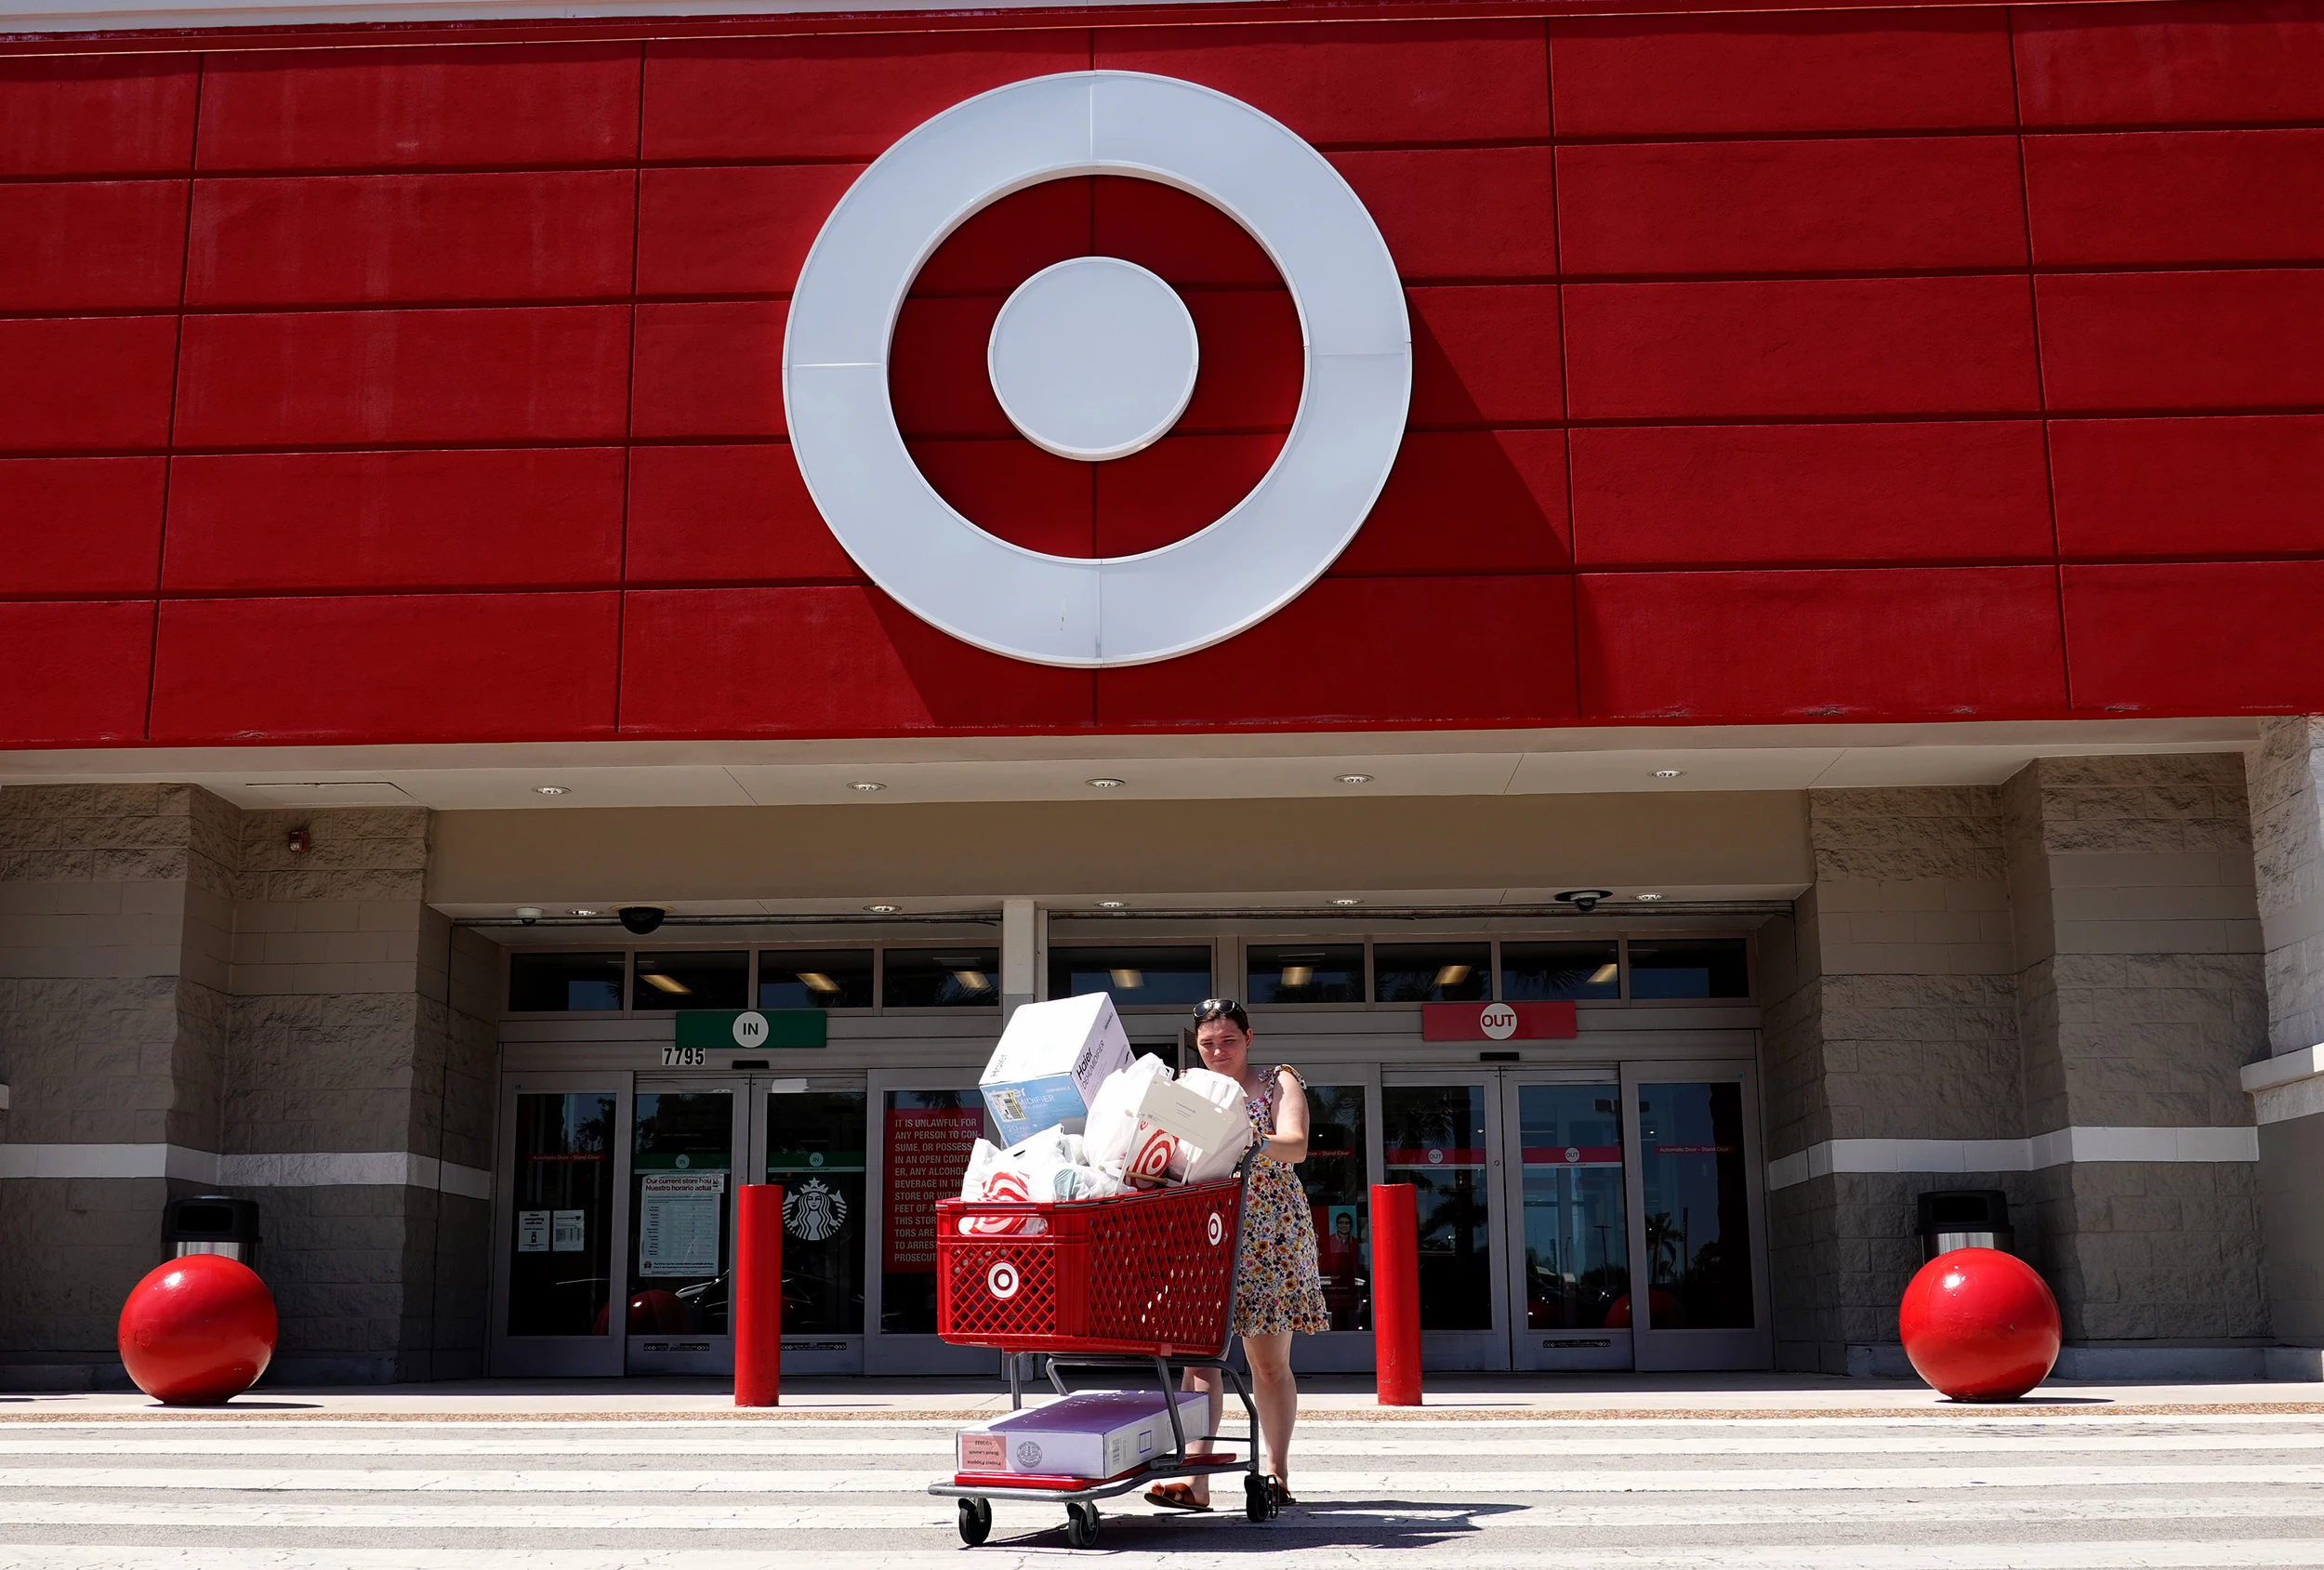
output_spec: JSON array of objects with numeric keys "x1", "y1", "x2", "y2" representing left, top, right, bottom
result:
[
  {"x1": 732, "y1": 1011, "x2": 770, "y2": 1049},
  {"x1": 1478, "y1": 1004, "x2": 1519, "y2": 1040}
]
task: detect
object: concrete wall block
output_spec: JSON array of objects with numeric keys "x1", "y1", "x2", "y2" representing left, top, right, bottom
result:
[
  {"x1": 0, "y1": 1175, "x2": 170, "y2": 1355},
  {"x1": 1810, "y1": 786, "x2": 2005, "y2": 884}
]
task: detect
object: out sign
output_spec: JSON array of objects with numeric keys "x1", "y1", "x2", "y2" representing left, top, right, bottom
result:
[
  {"x1": 1479, "y1": 1004, "x2": 1518, "y2": 1040},
  {"x1": 1420, "y1": 1000, "x2": 1578, "y2": 1043}
]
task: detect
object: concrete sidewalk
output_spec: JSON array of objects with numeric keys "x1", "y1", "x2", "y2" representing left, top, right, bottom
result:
[{"x1": 6, "y1": 1371, "x2": 2320, "y2": 1420}]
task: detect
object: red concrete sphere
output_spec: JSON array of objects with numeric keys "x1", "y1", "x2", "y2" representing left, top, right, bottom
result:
[
  {"x1": 116, "y1": 1255, "x2": 277, "y2": 1405},
  {"x1": 1898, "y1": 1247, "x2": 2061, "y2": 1402}
]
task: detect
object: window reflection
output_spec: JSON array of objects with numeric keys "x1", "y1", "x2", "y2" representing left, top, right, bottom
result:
[
  {"x1": 630, "y1": 951, "x2": 748, "y2": 1010},
  {"x1": 1628, "y1": 939, "x2": 1750, "y2": 999},
  {"x1": 1372, "y1": 943, "x2": 1490, "y2": 1003},
  {"x1": 882, "y1": 948, "x2": 1000, "y2": 1008},
  {"x1": 1248, "y1": 943, "x2": 1364, "y2": 1004},
  {"x1": 1048, "y1": 945, "x2": 1213, "y2": 1007},
  {"x1": 508, "y1": 952, "x2": 625, "y2": 1012},
  {"x1": 759, "y1": 949, "x2": 874, "y2": 1010}
]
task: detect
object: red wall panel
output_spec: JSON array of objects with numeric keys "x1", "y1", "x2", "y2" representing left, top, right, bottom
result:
[
  {"x1": 2038, "y1": 270, "x2": 2324, "y2": 412},
  {"x1": 909, "y1": 439, "x2": 1094, "y2": 558},
  {"x1": 0, "y1": 182, "x2": 187, "y2": 311},
  {"x1": 1407, "y1": 286, "x2": 1565, "y2": 426},
  {"x1": 1095, "y1": 178, "x2": 1276, "y2": 288},
  {"x1": 0, "y1": 600, "x2": 153, "y2": 744},
  {"x1": 1327, "y1": 149, "x2": 1556, "y2": 282},
  {"x1": 151, "y1": 591, "x2": 621, "y2": 743},
  {"x1": 915, "y1": 178, "x2": 1091, "y2": 295},
  {"x1": 619, "y1": 585, "x2": 1094, "y2": 734},
  {"x1": 632, "y1": 301, "x2": 787, "y2": 440},
  {"x1": 197, "y1": 44, "x2": 640, "y2": 171},
  {"x1": 2026, "y1": 130, "x2": 2324, "y2": 267},
  {"x1": 1332, "y1": 429, "x2": 1570, "y2": 575},
  {"x1": 1550, "y1": 10, "x2": 2016, "y2": 137},
  {"x1": 0, "y1": 56, "x2": 196, "y2": 178},
  {"x1": 643, "y1": 33, "x2": 1087, "y2": 162},
  {"x1": 1093, "y1": 434, "x2": 1281, "y2": 558},
  {"x1": 1557, "y1": 138, "x2": 2026, "y2": 278},
  {"x1": 1572, "y1": 422, "x2": 2054, "y2": 567},
  {"x1": 175, "y1": 307, "x2": 629, "y2": 446},
  {"x1": 1094, "y1": 574, "x2": 1577, "y2": 727},
  {"x1": 627, "y1": 443, "x2": 862, "y2": 586},
  {"x1": 0, "y1": 317, "x2": 178, "y2": 455},
  {"x1": 637, "y1": 164, "x2": 862, "y2": 298},
  {"x1": 2065, "y1": 561, "x2": 2324, "y2": 713},
  {"x1": 1094, "y1": 20, "x2": 1551, "y2": 146},
  {"x1": 165, "y1": 449, "x2": 627, "y2": 593},
  {"x1": 0, "y1": 457, "x2": 166, "y2": 597},
  {"x1": 1566, "y1": 277, "x2": 2040, "y2": 420},
  {"x1": 2051, "y1": 416, "x2": 2324, "y2": 559},
  {"x1": 1579, "y1": 567, "x2": 2067, "y2": 719},
  {"x1": 2014, "y1": 1, "x2": 2324, "y2": 127},
  {"x1": 889, "y1": 296, "x2": 1008, "y2": 440},
  {"x1": 188, "y1": 172, "x2": 635, "y2": 307}
]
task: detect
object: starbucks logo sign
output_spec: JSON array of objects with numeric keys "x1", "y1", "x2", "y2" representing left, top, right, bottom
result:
[{"x1": 784, "y1": 1178, "x2": 849, "y2": 1243}]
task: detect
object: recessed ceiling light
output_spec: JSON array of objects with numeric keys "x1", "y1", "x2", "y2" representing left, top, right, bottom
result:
[
  {"x1": 1635, "y1": 892, "x2": 1666, "y2": 902},
  {"x1": 848, "y1": 781, "x2": 886, "y2": 793},
  {"x1": 1330, "y1": 897, "x2": 1362, "y2": 906},
  {"x1": 1652, "y1": 769, "x2": 1684, "y2": 780},
  {"x1": 865, "y1": 904, "x2": 901, "y2": 914},
  {"x1": 1337, "y1": 773, "x2": 1373, "y2": 785},
  {"x1": 1097, "y1": 900, "x2": 1127, "y2": 909},
  {"x1": 1087, "y1": 777, "x2": 1126, "y2": 789},
  {"x1": 572, "y1": 908, "x2": 599, "y2": 917},
  {"x1": 534, "y1": 785, "x2": 569, "y2": 795}
]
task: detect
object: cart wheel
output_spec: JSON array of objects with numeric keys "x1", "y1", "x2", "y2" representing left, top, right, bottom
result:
[
  {"x1": 1066, "y1": 1500, "x2": 1100, "y2": 1549},
  {"x1": 1244, "y1": 1473, "x2": 1274, "y2": 1522},
  {"x1": 957, "y1": 1497, "x2": 992, "y2": 1547}
]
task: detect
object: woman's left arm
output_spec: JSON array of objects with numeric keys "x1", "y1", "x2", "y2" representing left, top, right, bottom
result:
[{"x1": 1263, "y1": 1067, "x2": 1310, "y2": 1165}]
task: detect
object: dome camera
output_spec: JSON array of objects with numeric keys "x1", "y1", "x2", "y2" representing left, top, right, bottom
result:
[
  {"x1": 617, "y1": 905, "x2": 667, "y2": 936},
  {"x1": 514, "y1": 906, "x2": 543, "y2": 926},
  {"x1": 1555, "y1": 890, "x2": 1614, "y2": 914}
]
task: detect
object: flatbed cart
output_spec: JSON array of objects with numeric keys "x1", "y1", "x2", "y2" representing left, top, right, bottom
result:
[{"x1": 926, "y1": 1161, "x2": 1275, "y2": 1548}]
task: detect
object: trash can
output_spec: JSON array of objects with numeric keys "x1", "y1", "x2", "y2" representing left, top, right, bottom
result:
[
  {"x1": 1917, "y1": 1189, "x2": 2012, "y2": 1261},
  {"x1": 165, "y1": 1194, "x2": 261, "y2": 1272}
]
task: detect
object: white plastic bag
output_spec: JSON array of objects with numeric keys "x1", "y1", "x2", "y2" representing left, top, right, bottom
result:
[
  {"x1": 1175, "y1": 1067, "x2": 1253, "y2": 1184},
  {"x1": 957, "y1": 1137, "x2": 1044, "y2": 1234},
  {"x1": 1082, "y1": 1053, "x2": 1174, "y2": 1178}
]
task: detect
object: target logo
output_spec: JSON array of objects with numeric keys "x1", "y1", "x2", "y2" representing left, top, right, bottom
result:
[
  {"x1": 785, "y1": 72, "x2": 1410, "y2": 667},
  {"x1": 1127, "y1": 1126, "x2": 1179, "y2": 1183},
  {"x1": 986, "y1": 1260, "x2": 1022, "y2": 1300},
  {"x1": 1207, "y1": 1212, "x2": 1224, "y2": 1247}
]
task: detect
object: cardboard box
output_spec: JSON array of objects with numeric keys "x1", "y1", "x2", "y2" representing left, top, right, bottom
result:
[
  {"x1": 979, "y1": 993, "x2": 1133, "y2": 1147},
  {"x1": 1121, "y1": 1075, "x2": 1247, "y2": 1187},
  {"x1": 957, "y1": 1390, "x2": 1212, "y2": 1479}
]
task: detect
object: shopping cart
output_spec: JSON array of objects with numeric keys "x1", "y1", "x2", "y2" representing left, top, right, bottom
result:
[{"x1": 927, "y1": 1161, "x2": 1273, "y2": 1548}]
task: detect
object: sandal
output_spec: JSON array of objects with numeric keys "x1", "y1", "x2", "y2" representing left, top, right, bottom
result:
[
  {"x1": 1265, "y1": 1475, "x2": 1298, "y2": 1506},
  {"x1": 1144, "y1": 1483, "x2": 1212, "y2": 1512}
]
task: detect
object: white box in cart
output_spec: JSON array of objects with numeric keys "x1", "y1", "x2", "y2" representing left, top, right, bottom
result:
[
  {"x1": 1120, "y1": 1075, "x2": 1247, "y2": 1187},
  {"x1": 978, "y1": 993, "x2": 1133, "y2": 1147},
  {"x1": 957, "y1": 1390, "x2": 1212, "y2": 1479}
]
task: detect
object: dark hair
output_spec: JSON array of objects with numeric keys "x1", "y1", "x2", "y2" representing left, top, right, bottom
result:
[{"x1": 1192, "y1": 997, "x2": 1250, "y2": 1033}]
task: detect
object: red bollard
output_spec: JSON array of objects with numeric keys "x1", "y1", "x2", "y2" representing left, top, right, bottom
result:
[
  {"x1": 734, "y1": 1183, "x2": 783, "y2": 1407},
  {"x1": 1371, "y1": 1181, "x2": 1421, "y2": 1406}
]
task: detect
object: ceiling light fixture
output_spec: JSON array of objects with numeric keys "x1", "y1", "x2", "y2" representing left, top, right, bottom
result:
[
  {"x1": 1652, "y1": 769, "x2": 1684, "y2": 780},
  {"x1": 1589, "y1": 963, "x2": 1619, "y2": 984},
  {"x1": 534, "y1": 785, "x2": 570, "y2": 795},
  {"x1": 1086, "y1": 777, "x2": 1126, "y2": 789},
  {"x1": 865, "y1": 904, "x2": 901, "y2": 914},
  {"x1": 848, "y1": 781, "x2": 886, "y2": 793},
  {"x1": 572, "y1": 908, "x2": 599, "y2": 917},
  {"x1": 1097, "y1": 900, "x2": 1127, "y2": 909},
  {"x1": 1337, "y1": 773, "x2": 1373, "y2": 785},
  {"x1": 640, "y1": 973, "x2": 693, "y2": 995},
  {"x1": 799, "y1": 972, "x2": 840, "y2": 994},
  {"x1": 1330, "y1": 897, "x2": 1362, "y2": 907},
  {"x1": 1635, "y1": 892, "x2": 1666, "y2": 902}
]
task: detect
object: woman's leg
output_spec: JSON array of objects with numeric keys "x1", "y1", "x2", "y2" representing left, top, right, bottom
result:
[
  {"x1": 1178, "y1": 1363, "x2": 1224, "y2": 1505},
  {"x1": 1242, "y1": 1330, "x2": 1297, "y2": 1485}
]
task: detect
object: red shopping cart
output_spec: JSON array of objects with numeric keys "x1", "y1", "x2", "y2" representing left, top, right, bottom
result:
[{"x1": 926, "y1": 1162, "x2": 1274, "y2": 1548}]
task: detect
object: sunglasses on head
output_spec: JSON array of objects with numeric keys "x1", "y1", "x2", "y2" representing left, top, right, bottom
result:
[{"x1": 1191, "y1": 997, "x2": 1249, "y2": 1034}]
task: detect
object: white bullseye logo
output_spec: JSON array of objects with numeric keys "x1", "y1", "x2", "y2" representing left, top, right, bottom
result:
[
  {"x1": 986, "y1": 1260, "x2": 1021, "y2": 1300},
  {"x1": 1207, "y1": 1212, "x2": 1224, "y2": 1247},
  {"x1": 784, "y1": 72, "x2": 1411, "y2": 668}
]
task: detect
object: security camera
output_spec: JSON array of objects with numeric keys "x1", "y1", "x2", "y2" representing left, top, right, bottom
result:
[
  {"x1": 617, "y1": 905, "x2": 667, "y2": 936},
  {"x1": 1555, "y1": 890, "x2": 1613, "y2": 914},
  {"x1": 515, "y1": 906, "x2": 543, "y2": 926}
]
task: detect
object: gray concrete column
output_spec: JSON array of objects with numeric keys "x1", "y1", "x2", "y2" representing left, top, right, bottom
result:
[{"x1": 998, "y1": 897, "x2": 1046, "y2": 1021}]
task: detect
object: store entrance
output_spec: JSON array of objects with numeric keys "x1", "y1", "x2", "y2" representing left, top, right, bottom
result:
[{"x1": 1382, "y1": 1062, "x2": 1771, "y2": 1373}]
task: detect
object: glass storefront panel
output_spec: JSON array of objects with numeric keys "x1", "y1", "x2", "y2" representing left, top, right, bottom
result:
[
  {"x1": 880, "y1": 1089, "x2": 986, "y2": 1333},
  {"x1": 1500, "y1": 942, "x2": 1620, "y2": 1001},
  {"x1": 1381, "y1": 1085, "x2": 1492, "y2": 1330},
  {"x1": 1628, "y1": 939, "x2": 1750, "y2": 999},
  {"x1": 631, "y1": 951, "x2": 748, "y2": 1010},
  {"x1": 767, "y1": 1089, "x2": 867, "y2": 1335},
  {"x1": 883, "y1": 949, "x2": 1000, "y2": 1009},
  {"x1": 1516, "y1": 1084, "x2": 1630, "y2": 1331},
  {"x1": 1300, "y1": 1085, "x2": 1370, "y2": 1330},
  {"x1": 508, "y1": 952, "x2": 626, "y2": 1012},
  {"x1": 1047, "y1": 944, "x2": 1213, "y2": 1007},
  {"x1": 1636, "y1": 1080, "x2": 1754, "y2": 1329},
  {"x1": 1248, "y1": 943, "x2": 1365, "y2": 1004},
  {"x1": 627, "y1": 1091, "x2": 734, "y2": 1333},
  {"x1": 506, "y1": 1092, "x2": 617, "y2": 1336},
  {"x1": 759, "y1": 949, "x2": 875, "y2": 1010},
  {"x1": 1372, "y1": 943, "x2": 1489, "y2": 1003}
]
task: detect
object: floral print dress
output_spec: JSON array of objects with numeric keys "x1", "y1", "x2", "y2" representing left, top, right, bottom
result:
[{"x1": 1233, "y1": 1064, "x2": 1331, "y2": 1337}]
